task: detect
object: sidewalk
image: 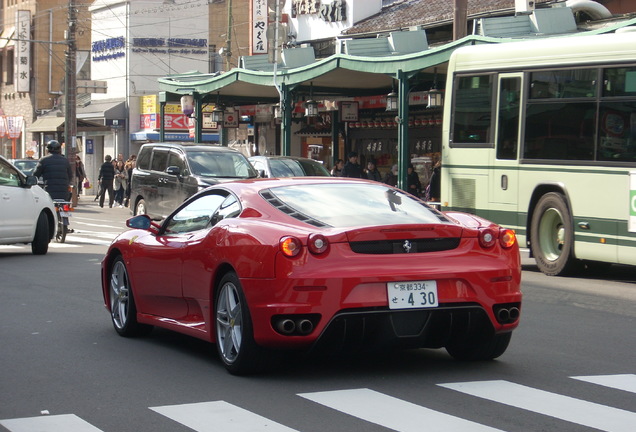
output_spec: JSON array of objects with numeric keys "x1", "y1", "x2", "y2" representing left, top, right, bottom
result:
[{"x1": 72, "y1": 193, "x2": 133, "y2": 219}]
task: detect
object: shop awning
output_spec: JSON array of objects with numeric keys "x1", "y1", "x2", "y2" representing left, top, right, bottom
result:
[
  {"x1": 27, "y1": 117, "x2": 111, "y2": 133},
  {"x1": 77, "y1": 99, "x2": 126, "y2": 119}
]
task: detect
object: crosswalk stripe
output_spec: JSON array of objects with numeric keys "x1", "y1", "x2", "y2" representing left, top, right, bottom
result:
[
  {"x1": 0, "y1": 414, "x2": 104, "y2": 432},
  {"x1": 298, "y1": 388, "x2": 505, "y2": 432},
  {"x1": 150, "y1": 401, "x2": 299, "y2": 432},
  {"x1": 572, "y1": 374, "x2": 636, "y2": 394},
  {"x1": 439, "y1": 380, "x2": 636, "y2": 432}
]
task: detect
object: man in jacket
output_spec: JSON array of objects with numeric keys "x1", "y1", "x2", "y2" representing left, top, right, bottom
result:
[
  {"x1": 342, "y1": 151, "x2": 364, "y2": 178},
  {"x1": 98, "y1": 155, "x2": 116, "y2": 208},
  {"x1": 33, "y1": 140, "x2": 72, "y2": 201}
]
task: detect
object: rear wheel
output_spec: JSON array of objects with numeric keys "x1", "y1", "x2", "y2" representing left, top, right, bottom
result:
[
  {"x1": 214, "y1": 272, "x2": 268, "y2": 375},
  {"x1": 135, "y1": 199, "x2": 147, "y2": 216},
  {"x1": 109, "y1": 256, "x2": 152, "y2": 337},
  {"x1": 55, "y1": 221, "x2": 67, "y2": 243},
  {"x1": 446, "y1": 332, "x2": 512, "y2": 361},
  {"x1": 31, "y1": 212, "x2": 50, "y2": 255},
  {"x1": 530, "y1": 192, "x2": 577, "y2": 276}
]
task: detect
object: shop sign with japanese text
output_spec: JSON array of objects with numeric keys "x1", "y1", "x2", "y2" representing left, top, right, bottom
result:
[{"x1": 15, "y1": 10, "x2": 30, "y2": 92}]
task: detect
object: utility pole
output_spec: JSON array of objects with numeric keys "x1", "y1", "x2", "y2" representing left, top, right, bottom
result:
[
  {"x1": 225, "y1": 0, "x2": 233, "y2": 71},
  {"x1": 65, "y1": 0, "x2": 78, "y2": 205}
]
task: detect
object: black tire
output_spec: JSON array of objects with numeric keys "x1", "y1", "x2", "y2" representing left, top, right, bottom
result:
[
  {"x1": 108, "y1": 256, "x2": 152, "y2": 337},
  {"x1": 446, "y1": 332, "x2": 512, "y2": 361},
  {"x1": 135, "y1": 199, "x2": 147, "y2": 216},
  {"x1": 31, "y1": 212, "x2": 50, "y2": 255},
  {"x1": 55, "y1": 222, "x2": 67, "y2": 243},
  {"x1": 530, "y1": 192, "x2": 578, "y2": 276},
  {"x1": 214, "y1": 272, "x2": 268, "y2": 375}
]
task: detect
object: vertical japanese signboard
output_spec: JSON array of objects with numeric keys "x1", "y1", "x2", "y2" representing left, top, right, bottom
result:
[
  {"x1": 630, "y1": 171, "x2": 636, "y2": 233},
  {"x1": 251, "y1": 0, "x2": 268, "y2": 54},
  {"x1": 15, "y1": 10, "x2": 31, "y2": 93}
]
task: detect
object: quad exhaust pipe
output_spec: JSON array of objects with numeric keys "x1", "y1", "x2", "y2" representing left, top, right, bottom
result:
[
  {"x1": 495, "y1": 305, "x2": 520, "y2": 324},
  {"x1": 273, "y1": 316, "x2": 316, "y2": 336},
  {"x1": 275, "y1": 319, "x2": 296, "y2": 335}
]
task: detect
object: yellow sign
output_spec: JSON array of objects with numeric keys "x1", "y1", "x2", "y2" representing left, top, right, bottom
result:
[{"x1": 141, "y1": 95, "x2": 158, "y2": 114}]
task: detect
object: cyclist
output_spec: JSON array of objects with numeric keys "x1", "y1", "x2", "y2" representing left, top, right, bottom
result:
[{"x1": 33, "y1": 140, "x2": 73, "y2": 201}]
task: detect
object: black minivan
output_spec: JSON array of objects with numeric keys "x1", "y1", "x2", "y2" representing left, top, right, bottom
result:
[{"x1": 130, "y1": 143, "x2": 258, "y2": 219}]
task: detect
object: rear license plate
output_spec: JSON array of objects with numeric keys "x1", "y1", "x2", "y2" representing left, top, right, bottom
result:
[
  {"x1": 59, "y1": 212, "x2": 72, "y2": 218},
  {"x1": 388, "y1": 280, "x2": 438, "y2": 310}
]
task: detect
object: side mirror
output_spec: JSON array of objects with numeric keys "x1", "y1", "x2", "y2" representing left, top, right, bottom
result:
[
  {"x1": 126, "y1": 215, "x2": 152, "y2": 230},
  {"x1": 165, "y1": 166, "x2": 181, "y2": 176},
  {"x1": 25, "y1": 175, "x2": 38, "y2": 187},
  {"x1": 258, "y1": 169, "x2": 267, "y2": 178}
]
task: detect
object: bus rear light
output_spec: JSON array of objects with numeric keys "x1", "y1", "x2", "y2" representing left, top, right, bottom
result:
[
  {"x1": 478, "y1": 228, "x2": 496, "y2": 248},
  {"x1": 280, "y1": 236, "x2": 302, "y2": 257},
  {"x1": 307, "y1": 233, "x2": 329, "y2": 255},
  {"x1": 499, "y1": 229, "x2": 516, "y2": 248}
]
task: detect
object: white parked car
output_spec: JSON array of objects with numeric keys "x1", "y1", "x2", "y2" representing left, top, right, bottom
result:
[{"x1": 0, "y1": 155, "x2": 56, "y2": 254}]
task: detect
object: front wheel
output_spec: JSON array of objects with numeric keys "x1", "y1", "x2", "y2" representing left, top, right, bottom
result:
[
  {"x1": 530, "y1": 192, "x2": 577, "y2": 276},
  {"x1": 31, "y1": 212, "x2": 50, "y2": 255},
  {"x1": 109, "y1": 256, "x2": 152, "y2": 337},
  {"x1": 214, "y1": 272, "x2": 267, "y2": 375},
  {"x1": 135, "y1": 199, "x2": 147, "y2": 216}
]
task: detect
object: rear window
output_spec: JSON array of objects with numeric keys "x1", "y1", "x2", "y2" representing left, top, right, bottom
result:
[
  {"x1": 270, "y1": 159, "x2": 305, "y2": 177},
  {"x1": 186, "y1": 151, "x2": 257, "y2": 178},
  {"x1": 262, "y1": 183, "x2": 446, "y2": 228},
  {"x1": 297, "y1": 159, "x2": 330, "y2": 176}
]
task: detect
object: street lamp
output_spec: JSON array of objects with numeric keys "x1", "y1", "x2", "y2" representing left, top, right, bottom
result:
[
  {"x1": 304, "y1": 82, "x2": 318, "y2": 117},
  {"x1": 386, "y1": 90, "x2": 398, "y2": 111}
]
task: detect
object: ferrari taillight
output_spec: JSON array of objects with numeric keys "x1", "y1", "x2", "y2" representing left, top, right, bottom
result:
[
  {"x1": 499, "y1": 228, "x2": 516, "y2": 248},
  {"x1": 307, "y1": 233, "x2": 329, "y2": 255},
  {"x1": 478, "y1": 228, "x2": 496, "y2": 248},
  {"x1": 280, "y1": 236, "x2": 302, "y2": 257}
]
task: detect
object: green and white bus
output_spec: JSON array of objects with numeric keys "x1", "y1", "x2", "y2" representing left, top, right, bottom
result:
[{"x1": 442, "y1": 32, "x2": 636, "y2": 275}]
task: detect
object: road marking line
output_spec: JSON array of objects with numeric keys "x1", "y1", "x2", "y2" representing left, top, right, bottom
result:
[
  {"x1": 0, "y1": 414, "x2": 104, "y2": 432},
  {"x1": 298, "y1": 388, "x2": 505, "y2": 432},
  {"x1": 439, "y1": 380, "x2": 636, "y2": 432},
  {"x1": 572, "y1": 374, "x2": 636, "y2": 394},
  {"x1": 150, "y1": 401, "x2": 299, "y2": 432}
]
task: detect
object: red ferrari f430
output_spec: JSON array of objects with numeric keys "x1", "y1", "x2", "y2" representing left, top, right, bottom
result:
[{"x1": 101, "y1": 177, "x2": 521, "y2": 374}]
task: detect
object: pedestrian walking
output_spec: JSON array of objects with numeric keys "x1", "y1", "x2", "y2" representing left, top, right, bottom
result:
[
  {"x1": 114, "y1": 160, "x2": 127, "y2": 207},
  {"x1": 98, "y1": 155, "x2": 116, "y2": 208}
]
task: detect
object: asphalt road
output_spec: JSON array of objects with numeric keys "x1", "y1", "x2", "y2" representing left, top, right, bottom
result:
[{"x1": 1, "y1": 198, "x2": 635, "y2": 432}]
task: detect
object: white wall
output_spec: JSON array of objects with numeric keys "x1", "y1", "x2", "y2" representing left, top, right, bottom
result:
[
  {"x1": 90, "y1": 0, "x2": 209, "y2": 100},
  {"x1": 287, "y1": 0, "x2": 382, "y2": 43}
]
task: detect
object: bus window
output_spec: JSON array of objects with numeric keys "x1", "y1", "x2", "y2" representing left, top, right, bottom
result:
[
  {"x1": 529, "y1": 69, "x2": 597, "y2": 99},
  {"x1": 597, "y1": 101, "x2": 636, "y2": 162},
  {"x1": 496, "y1": 77, "x2": 521, "y2": 160},
  {"x1": 603, "y1": 67, "x2": 636, "y2": 97},
  {"x1": 451, "y1": 74, "x2": 494, "y2": 145},
  {"x1": 523, "y1": 102, "x2": 595, "y2": 160}
]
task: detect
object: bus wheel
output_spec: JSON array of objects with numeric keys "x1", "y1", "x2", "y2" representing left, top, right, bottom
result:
[{"x1": 530, "y1": 192, "x2": 577, "y2": 276}]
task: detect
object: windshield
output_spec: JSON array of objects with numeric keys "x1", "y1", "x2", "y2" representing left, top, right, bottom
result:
[
  {"x1": 263, "y1": 183, "x2": 446, "y2": 228},
  {"x1": 186, "y1": 151, "x2": 257, "y2": 178}
]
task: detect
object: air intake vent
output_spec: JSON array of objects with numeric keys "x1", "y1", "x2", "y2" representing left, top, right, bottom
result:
[
  {"x1": 350, "y1": 238, "x2": 460, "y2": 254},
  {"x1": 452, "y1": 178, "x2": 476, "y2": 212},
  {"x1": 260, "y1": 190, "x2": 329, "y2": 228}
]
